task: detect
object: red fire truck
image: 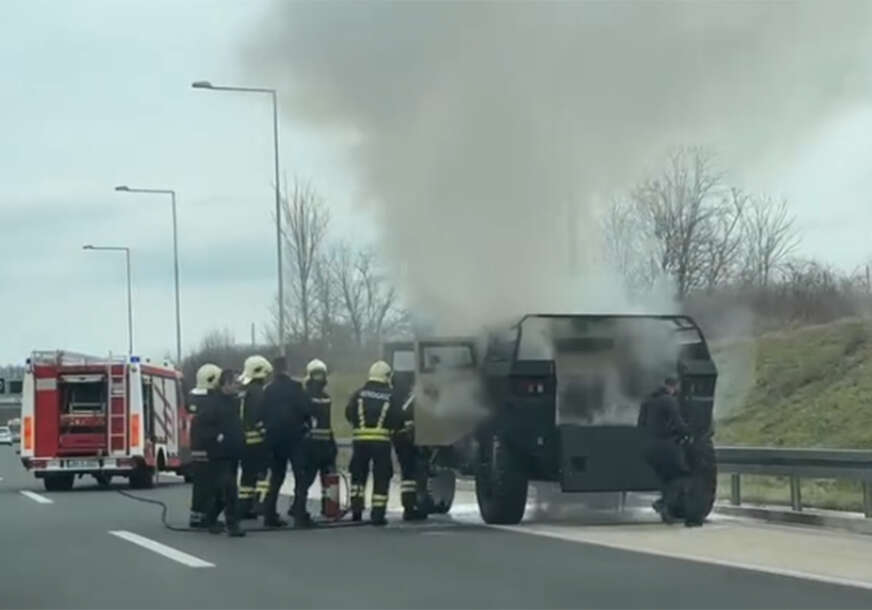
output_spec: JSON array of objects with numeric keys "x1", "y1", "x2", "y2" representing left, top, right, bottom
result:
[{"x1": 19, "y1": 351, "x2": 193, "y2": 491}]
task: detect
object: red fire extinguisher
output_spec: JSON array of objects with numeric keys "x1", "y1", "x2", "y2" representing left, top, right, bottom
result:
[{"x1": 321, "y1": 472, "x2": 342, "y2": 520}]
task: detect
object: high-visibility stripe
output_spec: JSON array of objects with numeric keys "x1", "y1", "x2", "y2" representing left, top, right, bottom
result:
[
  {"x1": 371, "y1": 494, "x2": 388, "y2": 507},
  {"x1": 309, "y1": 428, "x2": 333, "y2": 440},
  {"x1": 352, "y1": 431, "x2": 390, "y2": 442},
  {"x1": 401, "y1": 480, "x2": 417, "y2": 491}
]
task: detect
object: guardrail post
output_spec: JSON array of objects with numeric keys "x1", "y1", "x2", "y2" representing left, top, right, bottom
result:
[
  {"x1": 790, "y1": 476, "x2": 802, "y2": 512},
  {"x1": 730, "y1": 474, "x2": 741, "y2": 505},
  {"x1": 863, "y1": 482, "x2": 872, "y2": 519}
]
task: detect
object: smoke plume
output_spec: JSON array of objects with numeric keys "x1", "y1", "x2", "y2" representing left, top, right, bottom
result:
[{"x1": 246, "y1": 1, "x2": 872, "y2": 332}]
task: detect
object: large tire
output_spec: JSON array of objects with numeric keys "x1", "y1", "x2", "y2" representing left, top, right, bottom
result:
[
  {"x1": 44, "y1": 473, "x2": 75, "y2": 492},
  {"x1": 681, "y1": 435, "x2": 717, "y2": 523},
  {"x1": 475, "y1": 431, "x2": 528, "y2": 524},
  {"x1": 428, "y1": 468, "x2": 456, "y2": 514},
  {"x1": 94, "y1": 473, "x2": 112, "y2": 488},
  {"x1": 129, "y1": 463, "x2": 155, "y2": 490}
]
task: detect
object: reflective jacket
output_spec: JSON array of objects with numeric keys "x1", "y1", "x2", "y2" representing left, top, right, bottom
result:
[
  {"x1": 240, "y1": 381, "x2": 267, "y2": 446},
  {"x1": 304, "y1": 379, "x2": 333, "y2": 442},
  {"x1": 345, "y1": 381, "x2": 403, "y2": 443}
]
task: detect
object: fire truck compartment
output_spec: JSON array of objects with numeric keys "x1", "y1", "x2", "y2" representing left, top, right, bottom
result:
[{"x1": 57, "y1": 374, "x2": 109, "y2": 456}]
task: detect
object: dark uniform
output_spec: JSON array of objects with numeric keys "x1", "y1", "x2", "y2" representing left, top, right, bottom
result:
[
  {"x1": 262, "y1": 372, "x2": 313, "y2": 526},
  {"x1": 238, "y1": 380, "x2": 269, "y2": 518},
  {"x1": 346, "y1": 380, "x2": 403, "y2": 525},
  {"x1": 302, "y1": 377, "x2": 338, "y2": 514},
  {"x1": 392, "y1": 392, "x2": 426, "y2": 520},
  {"x1": 199, "y1": 389, "x2": 245, "y2": 535},
  {"x1": 187, "y1": 388, "x2": 213, "y2": 527},
  {"x1": 638, "y1": 384, "x2": 691, "y2": 520}
]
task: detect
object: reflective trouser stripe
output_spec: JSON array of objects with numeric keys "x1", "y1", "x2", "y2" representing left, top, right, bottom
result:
[
  {"x1": 349, "y1": 484, "x2": 364, "y2": 499},
  {"x1": 256, "y1": 479, "x2": 270, "y2": 502},
  {"x1": 309, "y1": 429, "x2": 333, "y2": 440},
  {"x1": 371, "y1": 494, "x2": 388, "y2": 508},
  {"x1": 401, "y1": 480, "x2": 416, "y2": 492},
  {"x1": 238, "y1": 486, "x2": 255, "y2": 499}
]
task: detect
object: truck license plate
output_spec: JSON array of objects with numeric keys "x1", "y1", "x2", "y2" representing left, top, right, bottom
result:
[{"x1": 66, "y1": 459, "x2": 98, "y2": 469}]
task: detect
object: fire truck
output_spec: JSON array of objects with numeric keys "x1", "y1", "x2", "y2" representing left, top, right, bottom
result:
[{"x1": 19, "y1": 351, "x2": 193, "y2": 491}]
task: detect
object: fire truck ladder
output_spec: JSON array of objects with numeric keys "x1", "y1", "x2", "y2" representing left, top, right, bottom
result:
[{"x1": 107, "y1": 355, "x2": 128, "y2": 457}]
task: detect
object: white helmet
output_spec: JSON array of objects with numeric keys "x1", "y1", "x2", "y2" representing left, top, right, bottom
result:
[
  {"x1": 305, "y1": 359, "x2": 328, "y2": 382},
  {"x1": 239, "y1": 355, "x2": 273, "y2": 386},
  {"x1": 368, "y1": 360, "x2": 392, "y2": 385},
  {"x1": 195, "y1": 363, "x2": 222, "y2": 391}
]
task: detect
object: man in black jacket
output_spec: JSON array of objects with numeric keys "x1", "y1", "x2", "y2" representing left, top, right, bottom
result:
[
  {"x1": 201, "y1": 369, "x2": 246, "y2": 537},
  {"x1": 261, "y1": 356, "x2": 314, "y2": 528},
  {"x1": 187, "y1": 363, "x2": 222, "y2": 528},
  {"x1": 638, "y1": 376, "x2": 691, "y2": 523}
]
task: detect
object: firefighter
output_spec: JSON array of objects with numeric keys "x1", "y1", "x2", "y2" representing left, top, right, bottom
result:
[
  {"x1": 392, "y1": 390, "x2": 427, "y2": 521},
  {"x1": 237, "y1": 355, "x2": 273, "y2": 519},
  {"x1": 345, "y1": 361, "x2": 404, "y2": 526},
  {"x1": 637, "y1": 376, "x2": 692, "y2": 524},
  {"x1": 187, "y1": 363, "x2": 222, "y2": 528},
  {"x1": 301, "y1": 359, "x2": 338, "y2": 516},
  {"x1": 262, "y1": 356, "x2": 313, "y2": 528},
  {"x1": 201, "y1": 369, "x2": 246, "y2": 537}
]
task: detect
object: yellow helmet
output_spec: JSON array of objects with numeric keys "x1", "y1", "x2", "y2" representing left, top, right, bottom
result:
[
  {"x1": 305, "y1": 359, "x2": 328, "y2": 382},
  {"x1": 195, "y1": 363, "x2": 222, "y2": 391},
  {"x1": 239, "y1": 355, "x2": 273, "y2": 386},
  {"x1": 368, "y1": 360, "x2": 392, "y2": 384}
]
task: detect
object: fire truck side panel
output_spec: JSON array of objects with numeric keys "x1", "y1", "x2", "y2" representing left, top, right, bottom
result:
[
  {"x1": 128, "y1": 362, "x2": 145, "y2": 458},
  {"x1": 20, "y1": 367, "x2": 35, "y2": 458},
  {"x1": 34, "y1": 367, "x2": 60, "y2": 458}
]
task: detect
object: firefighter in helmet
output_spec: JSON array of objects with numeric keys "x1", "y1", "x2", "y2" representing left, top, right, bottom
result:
[
  {"x1": 301, "y1": 359, "x2": 338, "y2": 516},
  {"x1": 237, "y1": 355, "x2": 273, "y2": 519},
  {"x1": 188, "y1": 363, "x2": 222, "y2": 528},
  {"x1": 345, "y1": 360, "x2": 404, "y2": 526}
]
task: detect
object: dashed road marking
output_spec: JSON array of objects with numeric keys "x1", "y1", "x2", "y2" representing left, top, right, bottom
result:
[
  {"x1": 109, "y1": 530, "x2": 214, "y2": 568},
  {"x1": 20, "y1": 490, "x2": 53, "y2": 504}
]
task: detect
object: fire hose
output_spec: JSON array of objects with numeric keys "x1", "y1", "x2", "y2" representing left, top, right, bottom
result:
[{"x1": 117, "y1": 470, "x2": 368, "y2": 533}]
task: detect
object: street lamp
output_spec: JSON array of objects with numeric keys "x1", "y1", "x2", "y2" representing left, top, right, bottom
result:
[
  {"x1": 115, "y1": 185, "x2": 181, "y2": 365},
  {"x1": 83, "y1": 244, "x2": 133, "y2": 355},
  {"x1": 192, "y1": 79, "x2": 285, "y2": 355}
]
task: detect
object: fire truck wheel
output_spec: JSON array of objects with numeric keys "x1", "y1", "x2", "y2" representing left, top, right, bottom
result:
[
  {"x1": 475, "y1": 430, "x2": 528, "y2": 525},
  {"x1": 129, "y1": 465, "x2": 155, "y2": 489},
  {"x1": 94, "y1": 473, "x2": 112, "y2": 488},
  {"x1": 43, "y1": 473, "x2": 75, "y2": 492}
]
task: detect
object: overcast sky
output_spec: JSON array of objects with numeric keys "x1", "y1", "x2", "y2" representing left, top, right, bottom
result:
[{"x1": 1, "y1": 1, "x2": 870, "y2": 365}]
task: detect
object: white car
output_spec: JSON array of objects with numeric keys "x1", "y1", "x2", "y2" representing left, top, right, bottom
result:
[{"x1": 0, "y1": 426, "x2": 12, "y2": 445}]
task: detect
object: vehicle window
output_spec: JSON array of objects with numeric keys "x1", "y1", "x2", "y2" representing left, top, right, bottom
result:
[
  {"x1": 392, "y1": 350, "x2": 415, "y2": 372},
  {"x1": 0, "y1": 427, "x2": 9, "y2": 433},
  {"x1": 420, "y1": 344, "x2": 475, "y2": 372}
]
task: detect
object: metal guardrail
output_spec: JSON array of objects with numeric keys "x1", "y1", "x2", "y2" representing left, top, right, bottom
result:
[{"x1": 716, "y1": 446, "x2": 872, "y2": 518}]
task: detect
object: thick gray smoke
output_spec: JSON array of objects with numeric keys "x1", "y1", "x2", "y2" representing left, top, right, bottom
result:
[{"x1": 246, "y1": 2, "x2": 872, "y2": 332}]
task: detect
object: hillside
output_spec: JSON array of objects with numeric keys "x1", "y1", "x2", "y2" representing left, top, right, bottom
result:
[{"x1": 715, "y1": 317, "x2": 872, "y2": 448}]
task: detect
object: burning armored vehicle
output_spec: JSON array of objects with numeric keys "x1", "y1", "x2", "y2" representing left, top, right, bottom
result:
[{"x1": 382, "y1": 313, "x2": 718, "y2": 524}]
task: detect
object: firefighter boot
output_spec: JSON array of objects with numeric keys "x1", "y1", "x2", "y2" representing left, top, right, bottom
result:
[{"x1": 371, "y1": 506, "x2": 387, "y2": 527}]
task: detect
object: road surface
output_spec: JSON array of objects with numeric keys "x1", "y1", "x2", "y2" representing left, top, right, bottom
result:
[{"x1": 2, "y1": 447, "x2": 872, "y2": 609}]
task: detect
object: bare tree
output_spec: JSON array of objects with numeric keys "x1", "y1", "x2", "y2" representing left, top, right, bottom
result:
[
  {"x1": 331, "y1": 243, "x2": 403, "y2": 346},
  {"x1": 601, "y1": 197, "x2": 661, "y2": 294},
  {"x1": 701, "y1": 187, "x2": 748, "y2": 291},
  {"x1": 741, "y1": 196, "x2": 800, "y2": 287},
  {"x1": 281, "y1": 179, "x2": 330, "y2": 345},
  {"x1": 631, "y1": 147, "x2": 726, "y2": 297},
  {"x1": 312, "y1": 247, "x2": 340, "y2": 347}
]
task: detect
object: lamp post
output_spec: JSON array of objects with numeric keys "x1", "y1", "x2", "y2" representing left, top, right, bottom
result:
[
  {"x1": 191, "y1": 80, "x2": 285, "y2": 356},
  {"x1": 83, "y1": 244, "x2": 133, "y2": 354},
  {"x1": 115, "y1": 185, "x2": 181, "y2": 364}
]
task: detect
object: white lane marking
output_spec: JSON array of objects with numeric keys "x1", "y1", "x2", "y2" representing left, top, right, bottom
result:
[
  {"x1": 109, "y1": 531, "x2": 215, "y2": 568},
  {"x1": 491, "y1": 524, "x2": 872, "y2": 592},
  {"x1": 20, "y1": 490, "x2": 53, "y2": 504}
]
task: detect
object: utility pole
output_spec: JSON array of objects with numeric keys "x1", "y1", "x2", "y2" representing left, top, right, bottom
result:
[{"x1": 251, "y1": 323, "x2": 256, "y2": 347}]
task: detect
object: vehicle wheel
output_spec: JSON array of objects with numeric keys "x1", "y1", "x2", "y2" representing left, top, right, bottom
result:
[
  {"x1": 44, "y1": 473, "x2": 75, "y2": 492},
  {"x1": 681, "y1": 435, "x2": 717, "y2": 522},
  {"x1": 475, "y1": 430, "x2": 528, "y2": 525},
  {"x1": 129, "y1": 463, "x2": 155, "y2": 490},
  {"x1": 94, "y1": 473, "x2": 112, "y2": 488},
  {"x1": 183, "y1": 470, "x2": 194, "y2": 484},
  {"x1": 428, "y1": 468, "x2": 456, "y2": 514}
]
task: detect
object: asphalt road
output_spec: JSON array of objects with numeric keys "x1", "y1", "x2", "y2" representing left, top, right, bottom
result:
[{"x1": 2, "y1": 447, "x2": 872, "y2": 609}]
